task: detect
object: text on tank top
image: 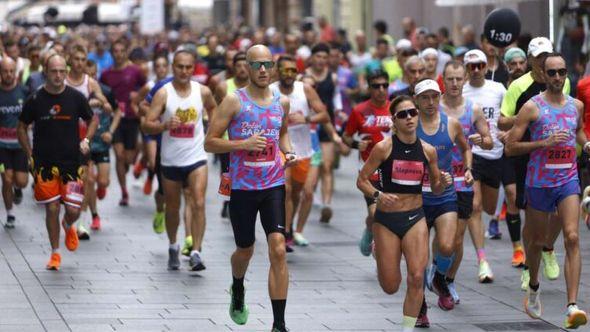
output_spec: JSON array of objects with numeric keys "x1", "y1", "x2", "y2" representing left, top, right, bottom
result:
[
  {"x1": 445, "y1": 99, "x2": 475, "y2": 192},
  {"x1": 416, "y1": 111, "x2": 457, "y2": 204},
  {"x1": 228, "y1": 88, "x2": 285, "y2": 190},
  {"x1": 527, "y1": 94, "x2": 578, "y2": 188},
  {"x1": 160, "y1": 81, "x2": 206, "y2": 167},
  {"x1": 379, "y1": 135, "x2": 428, "y2": 195}
]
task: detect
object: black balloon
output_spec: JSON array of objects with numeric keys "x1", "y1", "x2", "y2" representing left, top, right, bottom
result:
[{"x1": 484, "y1": 8, "x2": 521, "y2": 48}]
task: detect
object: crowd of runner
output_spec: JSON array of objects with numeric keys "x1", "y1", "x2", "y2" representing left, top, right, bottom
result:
[{"x1": 0, "y1": 15, "x2": 588, "y2": 332}]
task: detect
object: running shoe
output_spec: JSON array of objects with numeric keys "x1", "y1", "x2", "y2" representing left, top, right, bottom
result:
[
  {"x1": 542, "y1": 250, "x2": 560, "y2": 280},
  {"x1": 285, "y1": 238, "x2": 294, "y2": 253},
  {"x1": 448, "y1": 282, "x2": 460, "y2": 304},
  {"x1": 320, "y1": 206, "x2": 332, "y2": 223},
  {"x1": 432, "y1": 272, "x2": 454, "y2": 311},
  {"x1": 152, "y1": 211, "x2": 165, "y2": 234},
  {"x1": 521, "y1": 269, "x2": 530, "y2": 291},
  {"x1": 13, "y1": 188, "x2": 23, "y2": 205},
  {"x1": 425, "y1": 264, "x2": 436, "y2": 292},
  {"x1": 524, "y1": 287, "x2": 542, "y2": 319},
  {"x1": 221, "y1": 201, "x2": 230, "y2": 219},
  {"x1": 91, "y1": 215, "x2": 101, "y2": 231},
  {"x1": 143, "y1": 177, "x2": 153, "y2": 195},
  {"x1": 271, "y1": 324, "x2": 289, "y2": 332},
  {"x1": 499, "y1": 202, "x2": 507, "y2": 221},
  {"x1": 46, "y1": 253, "x2": 61, "y2": 271},
  {"x1": 564, "y1": 304, "x2": 588, "y2": 329},
  {"x1": 119, "y1": 193, "x2": 129, "y2": 206},
  {"x1": 229, "y1": 287, "x2": 249, "y2": 325},
  {"x1": 359, "y1": 228, "x2": 373, "y2": 256},
  {"x1": 512, "y1": 248, "x2": 525, "y2": 268},
  {"x1": 133, "y1": 160, "x2": 144, "y2": 179},
  {"x1": 62, "y1": 221, "x2": 79, "y2": 251},
  {"x1": 181, "y1": 236, "x2": 193, "y2": 257},
  {"x1": 168, "y1": 246, "x2": 180, "y2": 270},
  {"x1": 5, "y1": 215, "x2": 15, "y2": 229},
  {"x1": 415, "y1": 300, "x2": 429, "y2": 328},
  {"x1": 96, "y1": 186, "x2": 107, "y2": 200},
  {"x1": 189, "y1": 251, "x2": 206, "y2": 271},
  {"x1": 293, "y1": 232, "x2": 309, "y2": 246},
  {"x1": 78, "y1": 224, "x2": 90, "y2": 240},
  {"x1": 478, "y1": 260, "x2": 494, "y2": 283},
  {"x1": 487, "y1": 219, "x2": 502, "y2": 240}
]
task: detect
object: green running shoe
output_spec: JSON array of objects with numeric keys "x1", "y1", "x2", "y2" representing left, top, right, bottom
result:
[
  {"x1": 521, "y1": 269, "x2": 530, "y2": 291},
  {"x1": 229, "y1": 287, "x2": 249, "y2": 325},
  {"x1": 542, "y1": 250, "x2": 560, "y2": 280},
  {"x1": 152, "y1": 211, "x2": 165, "y2": 234},
  {"x1": 181, "y1": 236, "x2": 193, "y2": 257},
  {"x1": 359, "y1": 228, "x2": 373, "y2": 256}
]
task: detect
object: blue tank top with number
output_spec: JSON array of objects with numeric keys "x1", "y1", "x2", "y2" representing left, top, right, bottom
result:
[
  {"x1": 527, "y1": 94, "x2": 578, "y2": 188},
  {"x1": 447, "y1": 99, "x2": 475, "y2": 192},
  {"x1": 417, "y1": 111, "x2": 457, "y2": 205},
  {"x1": 228, "y1": 88, "x2": 285, "y2": 190}
]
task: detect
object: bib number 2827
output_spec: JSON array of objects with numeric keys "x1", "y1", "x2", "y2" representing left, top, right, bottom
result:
[{"x1": 546, "y1": 147, "x2": 575, "y2": 169}]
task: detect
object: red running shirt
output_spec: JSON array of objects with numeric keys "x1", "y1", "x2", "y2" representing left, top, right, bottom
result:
[{"x1": 345, "y1": 100, "x2": 393, "y2": 162}]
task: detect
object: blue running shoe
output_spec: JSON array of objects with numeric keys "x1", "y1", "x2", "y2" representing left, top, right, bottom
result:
[{"x1": 487, "y1": 219, "x2": 502, "y2": 240}]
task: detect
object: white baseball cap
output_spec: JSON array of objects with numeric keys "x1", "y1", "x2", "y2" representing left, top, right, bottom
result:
[
  {"x1": 528, "y1": 37, "x2": 553, "y2": 57},
  {"x1": 420, "y1": 48, "x2": 438, "y2": 59},
  {"x1": 395, "y1": 39, "x2": 412, "y2": 50},
  {"x1": 414, "y1": 79, "x2": 441, "y2": 96},
  {"x1": 463, "y1": 49, "x2": 487, "y2": 64}
]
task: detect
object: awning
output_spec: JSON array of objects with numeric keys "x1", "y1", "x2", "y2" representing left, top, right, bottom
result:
[{"x1": 435, "y1": 0, "x2": 537, "y2": 6}]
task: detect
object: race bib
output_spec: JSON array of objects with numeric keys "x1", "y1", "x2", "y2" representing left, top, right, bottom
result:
[
  {"x1": 244, "y1": 141, "x2": 276, "y2": 167},
  {"x1": 65, "y1": 181, "x2": 84, "y2": 204},
  {"x1": 452, "y1": 160, "x2": 465, "y2": 182},
  {"x1": 0, "y1": 127, "x2": 17, "y2": 140},
  {"x1": 391, "y1": 160, "x2": 423, "y2": 185},
  {"x1": 170, "y1": 123, "x2": 195, "y2": 138},
  {"x1": 545, "y1": 146, "x2": 575, "y2": 169},
  {"x1": 218, "y1": 172, "x2": 231, "y2": 198},
  {"x1": 422, "y1": 170, "x2": 431, "y2": 192}
]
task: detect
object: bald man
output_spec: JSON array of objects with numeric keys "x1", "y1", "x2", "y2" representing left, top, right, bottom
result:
[
  {"x1": 17, "y1": 55, "x2": 98, "y2": 271},
  {"x1": 0, "y1": 57, "x2": 29, "y2": 228},
  {"x1": 205, "y1": 45, "x2": 295, "y2": 332}
]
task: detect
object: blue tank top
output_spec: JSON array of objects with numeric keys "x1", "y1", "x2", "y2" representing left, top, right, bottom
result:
[
  {"x1": 417, "y1": 111, "x2": 457, "y2": 205},
  {"x1": 447, "y1": 99, "x2": 475, "y2": 192}
]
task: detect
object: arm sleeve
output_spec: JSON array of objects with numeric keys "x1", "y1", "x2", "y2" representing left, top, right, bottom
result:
[{"x1": 19, "y1": 96, "x2": 35, "y2": 124}]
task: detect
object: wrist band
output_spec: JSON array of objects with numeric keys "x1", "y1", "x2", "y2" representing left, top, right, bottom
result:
[{"x1": 351, "y1": 140, "x2": 359, "y2": 149}]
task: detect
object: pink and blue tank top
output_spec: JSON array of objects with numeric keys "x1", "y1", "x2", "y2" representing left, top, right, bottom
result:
[
  {"x1": 228, "y1": 88, "x2": 285, "y2": 191},
  {"x1": 417, "y1": 111, "x2": 457, "y2": 205},
  {"x1": 527, "y1": 94, "x2": 578, "y2": 188},
  {"x1": 448, "y1": 100, "x2": 476, "y2": 192}
]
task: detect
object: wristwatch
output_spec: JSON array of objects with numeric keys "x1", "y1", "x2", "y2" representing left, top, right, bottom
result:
[{"x1": 372, "y1": 190, "x2": 381, "y2": 199}]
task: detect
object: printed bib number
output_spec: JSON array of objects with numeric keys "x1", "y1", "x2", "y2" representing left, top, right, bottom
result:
[
  {"x1": 65, "y1": 181, "x2": 84, "y2": 204},
  {"x1": 0, "y1": 127, "x2": 17, "y2": 140},
  {"x1": 391, "y1": 160, "x2": 423, "y2": 185},
  {"x1": 545, "y1": 147, "x2": 575, "y2": 169},
  {"x1": 244, "y1": 141, "x2": 276, "y2": 167},
  {"x1": 452, "y1": 161, "x2": 465, "y2": 182},
  {"x1": 170, "y1": 123, "x2": 195, "y2": 138},
  {"x1": 218, "y1": 172, "x2": 231, "y2": 198}
]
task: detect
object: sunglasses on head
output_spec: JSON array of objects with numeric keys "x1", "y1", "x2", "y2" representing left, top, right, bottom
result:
[
  {"x1": 249, "y1": 61, "x2": 275, "y2": 70},
  {"x1": 394, "y1": 108, "x2": 419, "y2": 119},
  {"x1": 546, "y1": 68, "x2": 567, "y2": 77},
  {"x1": 467, "y1": 62, "x2": 485, "y2": 71},
  {"x1": 370, "y1": 83, "x2": 388, "y2": 90}
]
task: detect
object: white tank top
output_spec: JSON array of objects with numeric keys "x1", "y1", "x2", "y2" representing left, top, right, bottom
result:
[
  {"x1": 270, "y1": 81, "x2": 313, "y2": 158},
  {"x1": 160, "y1": 81, "x2": 207, "y2": 167},
  {"x1": 65, "y1": 74, "x2": 90, "y2": 99}
]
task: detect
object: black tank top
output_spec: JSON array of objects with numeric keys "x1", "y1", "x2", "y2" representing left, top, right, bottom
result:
[
  {"x1": 315, "y1": 71, "x2": 335, "y2": 122},
  {"x1": 378, "y1": 135, "x2": 428, "y2": 194}
]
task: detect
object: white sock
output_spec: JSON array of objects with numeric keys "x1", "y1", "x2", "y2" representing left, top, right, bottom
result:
[
  {"x1": 169, "y1": 243, "x2": 179, "y2": 250},
  {"x1": 6, "y1": 208, "x2": 13, "y2": 217},
  {"x1": 190, "y1": 249, "x2": 200, "y2": 256},
  {"x1": 52, "y1": 248, "x2": 59, "y2": 254}
]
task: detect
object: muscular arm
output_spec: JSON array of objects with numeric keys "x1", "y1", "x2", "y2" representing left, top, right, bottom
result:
[
  {"x1": 141, "y1": 88, "x2": 168, "y2": 135},
  {"x1": 575, "y1": 99, "x2": 589, "y2": 146},
  {"x1": 201, "y1": 85, "x2": 218, "y2": 121},
  {"x1": 109, "y1": 107, "x2": 122, "y2": 134},
  {"x1": 498, "y1": 114, "x2": 515, "y2": 131},
  {"x1": 17, "y1": 122, "x2": 31, "y2": 158},
  {"x1": 450, "y1": 117, "x2": 472, "y2": 169},
  {"x1": 356, "y1": 138, "x2": 389, "y2": 197},
  {"x1": 504, "y1": 101, "x2": 543, "y2": 156},
  {"x1": 135, "y1": 84, "x2": 152, "y2": 117},
  {"x1": 89, "y1": 78, "x2": 111, "y2": 113},
  {"x1": 214, "y1": 81, "x2": 228, "y2": 105},
  {"x1": 423, "y1": 142, "x2": 444, "y2": 195},
  {"x1": 304, "y1": 83, "x2": 329, "y2": 124},
  {"x1": 85, "y1": 114, "x2": 98, "y2": 140},
  {"x1": 473, "y1": 104, "x2": 493, "y2": 150},
  {"x1": 279, "y1": 96, "x2": 294, "y2": 154},
  {"x1": 204, "y1": 93, "x2": 247, "y2": 153}
]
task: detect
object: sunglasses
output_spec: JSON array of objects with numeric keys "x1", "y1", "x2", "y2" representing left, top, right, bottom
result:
[
  {"x1": 546, "y1": 68, "x2": 567, "y2": 77},
  {"x1": 467, "y1": 63, "x2": 485, "y2": 71},
  {"x1": 370, "y1": 83, "x2": 388, "y2": 90},
  {"x1": 280, "y1": 68, "x2": 297, "y2": 75},
  {"x1": 249, "y1": 61, "x2": 275, "y2": 70},
  {"x1": 394, "y1": 108, "x2": 419, "y2": 119}
]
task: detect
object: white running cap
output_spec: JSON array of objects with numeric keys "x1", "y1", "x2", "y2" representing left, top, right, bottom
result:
[{"x1": 414, "y1": 79, "x2": 441, "y2": 96}]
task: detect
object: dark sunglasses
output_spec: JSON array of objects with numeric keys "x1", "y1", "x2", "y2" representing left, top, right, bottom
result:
[
  {"x1": 279, "y1": 68, "x2": 297, "y2": 75},
  {"x1": 370, "y1": 83, "x2": 388, "y2": 90},
  {"x1": 546, "y1": 68, "x2": 567, "y2": 77},
  {"x1": 249, "y1": 61, "x2": 275, "y2": 70},
  {"x1": 467, "y1": 63, "x2": 485, "y2": 71},
  {"x1": 394, "y1": 108, "x2": 419, "y2": 119}
]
